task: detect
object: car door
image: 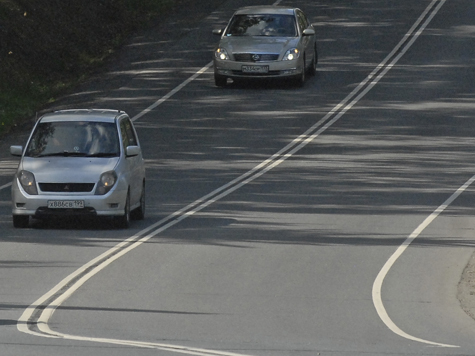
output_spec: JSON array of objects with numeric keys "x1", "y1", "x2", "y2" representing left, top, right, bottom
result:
[
  {"x1": 296, "y1": 10, "x2": 315, "y2": 64},
  {"x1": 119, "y1": 117, "x2": 143, "y2": 207}
]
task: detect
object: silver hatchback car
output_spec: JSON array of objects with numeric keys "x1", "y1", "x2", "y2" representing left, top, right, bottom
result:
[
  {"x1": 213, "y1": 6, "x2": 317, "y2": 87},
  {"x1": 10, "y1": 109, "x2": 145, "y2": 228}
]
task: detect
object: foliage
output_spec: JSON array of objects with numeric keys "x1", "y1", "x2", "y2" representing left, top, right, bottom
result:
[{"x1": 0, "y1": 0, "x2": 173, "y2": 136}]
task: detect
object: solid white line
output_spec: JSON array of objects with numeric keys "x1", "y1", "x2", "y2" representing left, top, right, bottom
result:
[
  {"x1": 372, "y1": 175, "x2": 475, "y2": 348},
  {"x1": 131, "y1": 63, "x2": 213, "y2": 122},
  {"x1": 369, "y1": 0, "x2": 462, "y2": 348},
  {"x1": 0, "y1": 182, "x2": 12, "y2": 191}
]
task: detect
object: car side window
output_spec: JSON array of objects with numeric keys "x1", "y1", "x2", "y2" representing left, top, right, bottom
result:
[
  {"x1": 296, "y1": 10, "x2": 309, "y2": 32},
  {"x1": 120, "y1": 118, "x2": 138, "y2": 150}
]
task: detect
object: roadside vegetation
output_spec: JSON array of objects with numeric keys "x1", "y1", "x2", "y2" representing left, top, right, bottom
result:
[{"x1": 0, "y1": 0, "x2": 173, "y2": 136}]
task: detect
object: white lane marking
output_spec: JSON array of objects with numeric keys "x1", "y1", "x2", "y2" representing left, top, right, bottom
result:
[
  {"x1": 17, "y1": 0, "x2": 453, "y2": 353},
  {"x1": 0, "y1": 182, "x2": 11, "y2": 191},
  {"x1": 372, "y1": 175, "x2": 475, "y2": 348},
  {"x1": 131, "y1": 63, "x2": 213, "y2": 122}
]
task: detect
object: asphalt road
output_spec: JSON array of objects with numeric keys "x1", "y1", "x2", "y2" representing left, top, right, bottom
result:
[{"x1": 1, "y1": 0, "x2": 475, "y2": 355}]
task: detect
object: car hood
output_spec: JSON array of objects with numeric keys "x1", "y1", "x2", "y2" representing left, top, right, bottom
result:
[
  {"x1": 220, "y1": 36, "x2": 300, "y2": 55},
  {"x1": 20, "y1": 156, "x2": 119, "y2": 183}
]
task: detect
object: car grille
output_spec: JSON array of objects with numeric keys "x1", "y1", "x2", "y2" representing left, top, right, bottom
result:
[
  {"x1": 231, "y1": 70, "x2": 282, "y2": 76},
  {"x1": 234, "y1": 53, "x2": 279, "y2": 62},
  {"x1": 39, "y1": 183, "x2": 95, "y2": 193},
  {"x1": 35, "y1": 207, "x2": 97, "y2": 216}
]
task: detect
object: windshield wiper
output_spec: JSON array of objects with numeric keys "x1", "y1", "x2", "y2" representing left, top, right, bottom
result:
[
  {"x1": 35, "y1": 151, "x2": 88, "y2": 157},
  {"x1": 86, "y1": 152, "x2": 119, "y2": 158}
]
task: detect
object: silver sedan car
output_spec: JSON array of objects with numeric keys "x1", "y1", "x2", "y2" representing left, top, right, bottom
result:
[
  {"x1": 10, "y1": 109, "x2": 145, "y2": 228},
  {"x1": 213, "y1": 6, "x2": 318, "y2": 87}
]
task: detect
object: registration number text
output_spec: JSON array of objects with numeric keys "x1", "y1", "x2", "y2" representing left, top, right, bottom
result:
[
  {"x1": 48, "y1": 200, "x2": 84, "y2": 209},
  {"x1": 242, "y1": 65, "x2": 269, "y2": 74}
]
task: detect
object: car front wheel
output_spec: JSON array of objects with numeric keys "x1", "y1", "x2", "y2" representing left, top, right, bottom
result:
[
  {"x1": 114, "y1": 191, "x2": 130, "y2": 229},
  {"x1": 294, "y1": 58, "x2": 306, "y2": 87},
  {"x1": 13, "y1": 215, "x2": 29, "y2": 228},
  {"x1": 131, "y1": 182, "x2": 145, "y2": 220},
  {"x1": 309, "y1": 47, "x2": 317, "y2": 76},
  {"x1": 215, "y1": 73, "x2": 227, "y2": 87}
]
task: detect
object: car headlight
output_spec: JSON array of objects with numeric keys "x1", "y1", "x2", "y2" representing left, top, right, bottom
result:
[
  {"x1": 215, "y1": 48, "x2": 229, "y2": 60},
  {"x1": 283, "y1": 48, "x2": 300, "y2": 61},
  {"x1": 95, "y1": 171, "x2": 117, "y2": 195},
  {"x1": 18, "y1": 170, "x2": 38, "y2": 195}
]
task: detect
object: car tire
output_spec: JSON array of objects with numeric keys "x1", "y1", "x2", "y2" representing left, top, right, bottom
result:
[
  {"x1": 114, "y1": 191, "x2": 130, "y2": 229},
  {"x1": 215, "y1": 74, "x2": 227, "y2": 87},
  {"x1": 309, "y1": 47, "x2": 317, "y2": 77},
  {"x1": 13, "y1": 215, "x2": 29, "y2": 228},
  {"x1": 314, "y1": 45, "x2": 318, "y2": 65},
  {"x1": 294, "y1": 58, "x2": 306, "y2": 87},
  {"x1": 131, "y1": 182, "x2": 145, "y2": 220}
]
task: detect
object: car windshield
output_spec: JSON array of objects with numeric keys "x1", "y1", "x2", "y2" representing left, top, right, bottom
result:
[
  {"x1": 225, "y1": 14, "x2": 297, "y2": 37},
  {"x1": 25, "y1": 121, "x2": 120, "y2": 158}
]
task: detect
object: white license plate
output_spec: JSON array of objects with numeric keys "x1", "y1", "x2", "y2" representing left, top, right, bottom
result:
[
  {"x1": 48, "y1": 200, "x2": 84, "y2": 209},
  {"x1": 242, "y1": 65, "x2": 269, "y2": 73}
]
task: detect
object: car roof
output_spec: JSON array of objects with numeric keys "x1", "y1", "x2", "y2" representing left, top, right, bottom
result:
[
  {"x1": 233, "y1": 6, "x2": 297, "y2": 16},
  {"x1": 39, "y1": 109, "x2": 126, "y2": 123}
]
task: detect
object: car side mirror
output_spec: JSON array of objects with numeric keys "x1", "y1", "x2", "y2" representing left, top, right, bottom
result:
[
  {"x1": 212, "y1": 28, "x2": 224, "y2": 36},
  {"x1": 126, "y1": 145, "x2": 141, "y2": 157},
  {"x1": 303, "y1": 28, "x2": 315, "y2": 36},
  {"x1": 10, "y1": 145, "x2": 23, "y2": 156}
]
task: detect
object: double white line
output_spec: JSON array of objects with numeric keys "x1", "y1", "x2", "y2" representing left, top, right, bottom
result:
[{"x1": 19, "y1": 0, "x2": 453, "y2": 354}]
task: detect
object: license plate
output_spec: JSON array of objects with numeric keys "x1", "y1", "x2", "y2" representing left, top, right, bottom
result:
[
  {"x1": 242, "y1": 65, "x2": 269, "y2": 74},
  {"x1": 48, "y1": 200, "x2": 84, "y2": 209}
]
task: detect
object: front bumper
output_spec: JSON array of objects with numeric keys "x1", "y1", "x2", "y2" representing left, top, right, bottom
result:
[
  {"x1": 214, "y1": 59, "x2": 303, "y2": 79},
  {"x1": 11, "y1": 179, "x2": 128, "y2": 218}
]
